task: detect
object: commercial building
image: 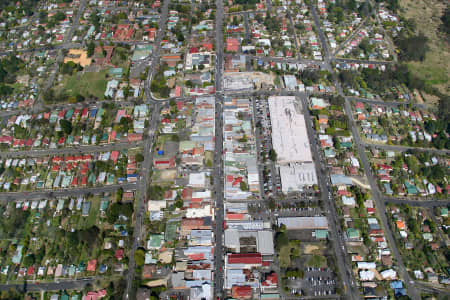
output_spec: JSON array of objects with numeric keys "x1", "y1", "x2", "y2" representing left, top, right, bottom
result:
[
  {"x1": 277, "y1": 216, "x2": 329, "y2": 230},
  {"x1": 279, "y1": 163, "x2": 317, "y2": 193},
  {"x1": 268, "y1": 96, "x2": 317, "y2": 193},
  {"x1": 224, "y1": 229, "x2": 274, "y2": 255},
  {"x1": 268, "y1": 96, "x2": 313, "y2": 164}
]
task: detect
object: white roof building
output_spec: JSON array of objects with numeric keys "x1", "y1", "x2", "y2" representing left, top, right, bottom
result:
[
  {"x1": 189, "y1": 172, "x2": 207, "y2": 188},
  {"x1": 277, "y1": 217, "x2": 328, "y2": 230},
  {"x1": 268, "y1": 96, "x2": 313, "y2": 164},
  {"x1": 279, "y1": 163, "x2": 317, "y2": 193}
]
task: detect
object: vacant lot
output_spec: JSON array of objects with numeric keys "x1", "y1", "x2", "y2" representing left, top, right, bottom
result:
[
  {"x1": 58, "y1": 69, "x2": 108, "y2": 100},
  {"x1": 399, "y1": 0, "x2": 449, "y2": 95}
]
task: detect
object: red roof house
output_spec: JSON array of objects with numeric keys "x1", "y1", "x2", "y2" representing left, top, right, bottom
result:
[{"x1": 227, "y1": 253, "x2": 262, "y2": 266}]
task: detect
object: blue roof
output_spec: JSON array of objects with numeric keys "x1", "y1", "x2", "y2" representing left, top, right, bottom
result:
[
  {"x1": 394, "y1": 288, "x2": 406, "y2": 296},
  {"x1": 391, "y1": 281, "x2": 403, "y2": 289},
  {"x1": 90, "y1": 108, "x2": 97, "y2": 118},
  {"x1": 330, "y1": 174, "x2": 353, "y2": 185}
]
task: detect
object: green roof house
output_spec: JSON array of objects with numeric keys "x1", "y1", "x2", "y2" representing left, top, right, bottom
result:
[
  {"x1": 147, "y1": 234, "x2": 164, "y2": 249},
  {"x1": 315, "y1": 230, "x2": 328, "y2": 239},
  {"x1": 347, "y1": 228, "x2": 360, "y2": 240},
  {"x1": 404, "y1": 181, "x2": 418, "y2": 195},
  {"x1": 109, "y1": 67, "x2": 123, "y2": 78},
  {"x1": 340, "y1": 142, "x2": 352, "y2": 149},
  {"x1": 100, "y1": 199, "x2": 109, "y2": 211},
  {"x1": 65, "y1": 109, "x2": 74, "y2": 120}
]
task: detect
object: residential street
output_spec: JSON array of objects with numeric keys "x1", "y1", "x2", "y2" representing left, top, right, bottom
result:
[
  {"x1": 0, "y1": 142, "x2": 142, "y2": 158},
  {"x1": 123, "y1": 0, "x2": 171, "y2": 297},
  {"x1": 299, "y1": 93, "x2": 360, "y2": 300},
  {"x1": 0, "y1": 183, "x2": 137, "y2": 202}
]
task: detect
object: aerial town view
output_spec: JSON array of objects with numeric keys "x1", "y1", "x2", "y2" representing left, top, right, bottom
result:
[{"x1": 0, "y1": 0, "x2": 448, "y2": 299}]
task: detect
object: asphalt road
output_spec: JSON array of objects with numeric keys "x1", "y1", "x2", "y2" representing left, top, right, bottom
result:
[
  {"x1": 123, "y1": 103, "x2": 161, "y2": 300},
  {"x1": 299, "y1": 93, "x2": 360, "y2": 300},
  {"x1": 122, "y1": 0, "x2": 170, "y2": 298},
  {"x1": 309, "y1": 1, "x2": 421, "y2": 297},
  {"x1": 144, "y1": 0, "x2": 171, "y2": 103},
  {"x1": 0, "y1": 278, "x2": 95, "y2": 292},
  {"x1": 331, "y1": 16, "x2": 369, "y2": 57},
  {"x1": 308, "y1": 3, "x2": 360, "y2": 299},
  {"x1": 362, "y1": 142, "x2": 450, "y2": 155},
  {"x1": 346, "y1": 96, "x2": 420, "y2": 108},
  {"x1": 332, "y1": 57, "x2": 393, "y2": 65},
  {"x1": 384, "y1": 198, "x2": 450, "y2": 207},
  {"x1": 245, "y1": 54, "x2": 326, "y2": 67},
  {"x1": 214, "y1": 0, "x2": 225, "y2": 298},
  {"x1": 0, "y1": 141, "x2": 142, "y2": 158},
  {"x1": 343, "y1": 97, "x2": 421, "y2": 300},
  {"x1": 0, "y1": 183, "x2": 136, "y2": 202}
]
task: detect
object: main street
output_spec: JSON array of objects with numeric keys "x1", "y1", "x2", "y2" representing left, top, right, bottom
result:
[{"x1": 214, "y1": 0, "x2": 225, "y2": 297}]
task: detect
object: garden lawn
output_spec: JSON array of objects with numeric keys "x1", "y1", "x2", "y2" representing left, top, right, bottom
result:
[
  {"x1": 83, "y1": 196, "x2": 101, "y2": 229},
  {"x1": 278, "y1": 240, "x2": 301, "y2": 268},
  {"x1": 306, "y1": 254, "x2": 327, "y2": 268},
  {"x1": 279, "y1": 244, "x2": 292, "y2": 268}
]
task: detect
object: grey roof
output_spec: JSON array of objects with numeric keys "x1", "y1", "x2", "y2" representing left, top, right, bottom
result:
[{"x1": 277, "y1": 216, "x2": 329, "y2": 230}]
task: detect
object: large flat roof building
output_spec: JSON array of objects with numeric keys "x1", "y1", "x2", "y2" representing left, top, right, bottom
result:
[
  {"x1": 224, "y1": 229, "x2": 274, "y2": 255},
  {"x1": 268, "y1": 96, "x2": 313, "y2": 164},
  {"x1": 277, "y1": 216, "x2": 328, "y2": 230},
  {"x1": 279, "y1": 162, "x2": 318, "y2": 193}
]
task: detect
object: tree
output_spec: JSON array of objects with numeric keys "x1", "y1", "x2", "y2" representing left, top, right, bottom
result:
[
  {"x1": 53, "y1": 11, "x2": 66, "y2": 22},
  {"x1": 134, "y1": 248, "x2": 146, "y2": 266},
  {"x1": 269, "y1": 149, "x2": 277, "y2": 161},
  {"x1": 106, "y1": 202, "x2": 133, "y2": 223},
  {"x1": 440, "y1": 6, "x2": 450, "y2": 36},
  {"x1": 275, "y1": 231, "x2": 288, "y2": 249},
  {"x1": 76, "y1": 94, "x2": 85, "y2": 102},
  {"x1": 87, "y1": 41, "x2": 95, "y2": 57},
  {"x1": 240, "y1": 181, "x2": 248, "y2": 191},
  {"x1": 116, "y1": 187, "x2": 123, "y2": 201},
  {"x1": 205, "y1": 160, "x2": 212, "y2": 168},
  {"x1": 22, "y1": 254, "x2": 35, "y2": 267},
  {"x1": 405, "y1": 155, "x2": 419, "y2": 174},
  {"x1": 135, "y1": 153, "x2": 144, "y2": 163},
  {"x1": 267, "y1": 198, "x2": 276, "y2": 210},
  {"x1": 59, "y1": 119, "x2": 72, "y2": 135}
]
